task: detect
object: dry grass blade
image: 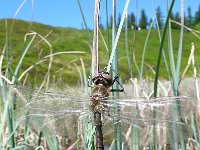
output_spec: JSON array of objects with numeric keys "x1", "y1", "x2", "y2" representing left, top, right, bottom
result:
[
  {"x1": 92, "y1": 0, "x2": 101, "y2": 75},
  {"x1": 181, "y1": 43, "x2": 195, "y2": 81},
  {"x1": 180, "y1": 43, "x2": 199, "y2": 100},
  {"x1": 170, "y1": 20, "x2": 200, "y2": 40}
]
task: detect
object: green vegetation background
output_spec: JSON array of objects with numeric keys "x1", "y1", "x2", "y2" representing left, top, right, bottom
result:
[{"x1": 0, "y1": 19, "x2": 199, "y2": 86}]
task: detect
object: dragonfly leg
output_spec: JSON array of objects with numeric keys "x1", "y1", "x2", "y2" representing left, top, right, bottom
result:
[
  {"x1": 87, "y1": 73, "x2": 94, "y2": 87},
  {"x1": 111, "y1": 75, "x2": 124, "y2": 92}
]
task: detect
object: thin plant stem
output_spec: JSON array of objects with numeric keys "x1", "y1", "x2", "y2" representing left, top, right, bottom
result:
[
  {"x1": 125, "y1": 12, "x2": 133, "y2": 79},
  {"x1": 77, "y1": 0, "x2": 92, "y2": 45},
  {"x1": 106, "y1": 0, "x2": 111, "y2": 56},
  {"x1": 92, "y1": 0, "x2": 101, "y2": 76}
]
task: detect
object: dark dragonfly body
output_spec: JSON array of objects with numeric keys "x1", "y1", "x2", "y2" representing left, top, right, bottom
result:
[{"x1": 90, "y1": 71, "x2": 119, "y2": 150}]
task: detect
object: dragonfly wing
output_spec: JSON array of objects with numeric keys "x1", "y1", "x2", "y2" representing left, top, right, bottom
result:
[
  {"x1": 102, "y1": 96, "x2": 197, "y2": 124},
  {"x1": 102, "y1": 115, "x2": 193, "y2": 146},
  {"x1": 119, "y1": 121, "x2": 192, "y2": 146},
  {"x1": 0, "y1": 85, "x2": 91, "y2": 137},
  {"x1": 102, "y1": 96, "x2": 197, "y2": 145},
  {"x1": 29, "y1": 113, "x2": 90, "y2": 137}
]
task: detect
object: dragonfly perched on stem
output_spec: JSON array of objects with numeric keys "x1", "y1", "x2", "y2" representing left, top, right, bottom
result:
[{"x1": 0, "y1": 71, "x2": 198, "y2": 150}]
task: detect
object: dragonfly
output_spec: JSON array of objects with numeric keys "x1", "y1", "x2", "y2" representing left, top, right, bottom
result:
[{"x1": 0, "y1": 71, "x2": 198, "y2": 150}]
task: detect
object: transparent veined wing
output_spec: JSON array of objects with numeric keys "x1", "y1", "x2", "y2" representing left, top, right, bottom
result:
[
  {"x1": 0, "y1": 85, "x2": 198, "y2": 146},
  {"x1": 102, "y1": 96, "x2": 196, "y2": 124},
  {"x1": 0, "y1": 85, "x2": 91, "y2": 138},
  {"x1": 101, "y1": 96, "x2": 197, "y2": 145}
]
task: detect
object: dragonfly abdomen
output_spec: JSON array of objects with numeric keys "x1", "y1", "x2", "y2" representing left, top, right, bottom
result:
[{"x1": 94, "y1": 112, "x2": 104, "y2": 150}]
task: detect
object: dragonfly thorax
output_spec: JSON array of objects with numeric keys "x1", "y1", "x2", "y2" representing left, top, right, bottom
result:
[
  {"x1": 90, "y1": 84, "x2": 109, "y2": 113},
  {"x1": 92, "y1": 72, "x2": 112, "y2": 88},
  {"x1": 91, "y1": 84, "x2": 109, "y2": 100},
  {"x1": 90, "y1": 72, "x2": 111, "y2": 113}
]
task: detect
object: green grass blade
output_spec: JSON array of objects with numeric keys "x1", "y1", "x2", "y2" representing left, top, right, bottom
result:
[
  {"x1": 1, "y1": 121, "x2": 19, "y2": 149},
  {"x1": 43, "y1": 132, "x2": 58, "y2": 150},
  {"x1": 153, "y1": 0, "x2": 175, "y2": 97},
  {"x1": 174, "y1": 13, "x2": 184, "y2": 92},
  {"x1": 106, "y1": 0, "x2": 111, "y2": 56},
  {"x1": 124, "y1": 12, "x2": 133, "y2": 79},
  {"x1": 168, "y1": 19, "x2": 176, "y2": 81},
  {"x1": 151, "y1": 0, "x2": 172, "y2": 84},
  {"x1": 77, "y1": 0, "x2": 92, "y2": 45},
  {"x1": 106, "y1": 0, "x2": 131, "y2": 73},
  {"x1": 173, "y1": 2, "x2": 186, "y2": 150},
  {"x1": 111, "y1": 1, "x2": 122, "y2": 149},
  {"x1": 12, "y1": 33, "x2": 36, "y2": 83},
  {"x1": 140, "y1": 20, "x2": 153, "y2": 83}
]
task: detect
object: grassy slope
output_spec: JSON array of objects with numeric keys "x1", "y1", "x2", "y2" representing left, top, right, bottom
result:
[{"x1": 0, "y1": 19, "x2": 199, "y2": 86}]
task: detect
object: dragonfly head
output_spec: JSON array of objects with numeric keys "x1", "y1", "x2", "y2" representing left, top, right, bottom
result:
[{"x1": 92, "y1": 71, "x2": 112, "y2": 88}]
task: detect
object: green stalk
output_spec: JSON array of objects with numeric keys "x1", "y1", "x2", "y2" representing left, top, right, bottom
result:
[
  {"x1": 131, "y1": 107, "x2": 140, "y2": 150},
  {"x1": 125, "y1": 13, "x2": 133, "y2": 79},
  {"x1": 140, "y1": 20, "x2": 153, "y2": 83},
  {"x1": 77, "y1": 0, "x2": 93, "y2": 87},
  {"x1": 191, "y1": 113, "x2": 200, "y2": 149},
  {"x1": 168, "y1": 17, "x2": 176, "y2": 82},
  {"x1": 153, "y1": 0, "x2": 175, "y2": 97},
  {"x1": 1, "y1": 121, "x2": 19, "y2": 149},
  {"x1": 106, "y1": 0, "x2": 111, "y2": 56},
  {"x1": 151, "y1": 0, "x2": 172, "y2": 83},
  {"x1": 3, "y1": 100, "x2": 15, "y2": 149},
  {"x1": 12, "y1": 33, "x2": 36, "y2": 83},
  {"x1": 172, "y1": 1, "x2": 185, "y2": 149},
  {"x1": 106, "y1": 0, "x2": 131, "y2": 73},
  {"x1": 81, "y1": 58, "x2": 94, "y2": 150},
  {"x1": 174, "y1": 4, "x2": 184, "y2": 93},
  {"x1": 111, "y1": 1, "x2": 122, "y2": 149},
  {"x1": 77, "y1": 0, "x2": 92, "y2": 45},
  {"x1": 77, "y1": 1, "x2": 94, "y2": 149},
  {"x1": 124, "y1": 12, "x2": 139, "y2": 150},
  {"x1": 132, "y1": 51, "x2": 140, "y2": 78},
  {"x1": 77, "y1": 120, "x2": 81, "y2": 150},
  {"x1": 153, "y1": 1, "x2": 176, "y2": 149},
  {"x1": 4, "y1": 21, "x2": 16, "y2": 148},
  {"x1": 43, "y1": 132, "x2": 57, "y2": 150},
  {"x1": 36, "y1": 132, "x2": 43, "y2": 147}
]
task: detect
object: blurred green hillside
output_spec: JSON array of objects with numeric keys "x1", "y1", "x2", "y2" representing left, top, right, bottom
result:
[{"x1": 0, "y1": 19, "x2": 199, "y2": 86}]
